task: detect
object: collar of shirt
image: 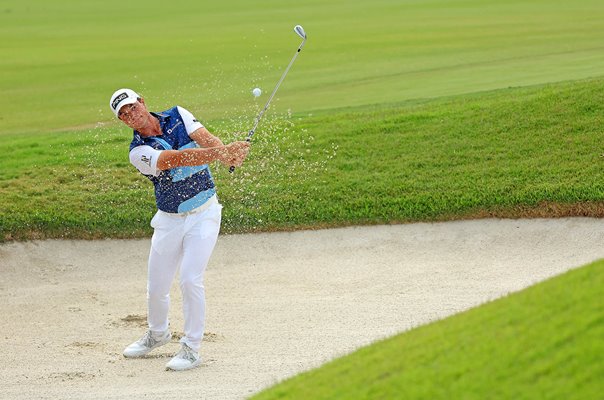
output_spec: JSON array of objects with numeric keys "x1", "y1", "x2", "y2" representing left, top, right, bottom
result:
[
  {"x1": 151, "y1": 111, "x2": 171, "y2": 131},
  {"x1": 133, "y1": 111, "x2": 171, "y2": 141}
]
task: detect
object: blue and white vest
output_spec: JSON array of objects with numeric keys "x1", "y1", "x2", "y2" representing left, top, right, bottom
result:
[{"x1": 129, "y1": 107, "x2": 216, "y2": 213}]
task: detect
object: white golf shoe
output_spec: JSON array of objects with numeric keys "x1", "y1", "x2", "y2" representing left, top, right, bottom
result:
[
  {"x1": 123, "y1": 330, "x2": 171, "y2": 358},
  {"x1": 165, "y1": 343, "x2": 201, "y2": 371}
]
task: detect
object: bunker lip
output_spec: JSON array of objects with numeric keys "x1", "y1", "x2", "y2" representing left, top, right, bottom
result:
[{"x1": 1, "y1": 217, "x2": 603, "y2": 399}]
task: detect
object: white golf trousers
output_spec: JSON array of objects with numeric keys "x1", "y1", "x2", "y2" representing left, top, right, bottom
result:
[{"x1": 147, "y1": 201, "x2": 222, "y2": 353}]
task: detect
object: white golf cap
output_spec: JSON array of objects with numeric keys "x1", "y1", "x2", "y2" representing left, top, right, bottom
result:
[{"x1": 109, "y1": 88, "x2": 140, "y2": 117}]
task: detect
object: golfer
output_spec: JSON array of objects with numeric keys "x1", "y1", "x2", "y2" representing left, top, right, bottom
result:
[{"x1": 109, "y1": 88, "x2": 249, "y2": 371}]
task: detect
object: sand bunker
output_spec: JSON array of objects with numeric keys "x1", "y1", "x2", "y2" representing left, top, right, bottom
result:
[{"x1": 1, "y1": 218, "x2": 603, "y2": 399}]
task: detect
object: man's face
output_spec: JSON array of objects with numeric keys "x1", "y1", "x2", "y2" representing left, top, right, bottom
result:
[{"x1": 118, "y1": 99, "x2": 147, "y2": 130}]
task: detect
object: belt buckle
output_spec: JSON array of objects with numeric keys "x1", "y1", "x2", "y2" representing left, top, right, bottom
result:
[
  {"x1": 179, "y1": 195, "x2": 216, "y2": 217},
  {"x1": 181, "y1": 207, "x2": 199, "y2": 217}
]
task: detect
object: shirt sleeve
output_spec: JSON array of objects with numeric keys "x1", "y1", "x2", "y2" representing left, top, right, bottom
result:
[
  {"x1": 177, "y1": 106, "x2": 204, "y2": 135},
  {"x1": 129, "y1": 145, "x2": 162, "y2": 176}
]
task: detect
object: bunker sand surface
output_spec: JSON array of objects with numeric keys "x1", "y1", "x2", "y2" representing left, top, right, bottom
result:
[{"x1": 1, "y1": 218, "x2": 603, "y2": 399}]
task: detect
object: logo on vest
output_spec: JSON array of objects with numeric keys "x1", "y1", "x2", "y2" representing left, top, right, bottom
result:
[
  {"x1": 166, "y1": 120, "x2": 183, "y2": 134},
  {"x1": 141, "y1": 155, "x2": 152, "y2": 166}
]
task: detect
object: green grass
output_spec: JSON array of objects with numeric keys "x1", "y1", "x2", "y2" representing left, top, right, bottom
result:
[
  {"x1": 3, "y1": 0, "x2": 604, "y2": 240},
  {"x1": 2, "y1": 77, "x2": 604, "y2": 240},
  {"x1": 1, "y1": 0, "x2": 604, "y2": 135},
  {"x1": 252, "y1": 259, "x2": 604, "y2": 400}
]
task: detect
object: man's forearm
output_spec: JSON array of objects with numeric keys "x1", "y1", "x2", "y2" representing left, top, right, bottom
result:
[
  {"x1": 202, "y1": 134, "x2": 224, "y2": 147},
  {"x1": 157, "y1": 147, "x2": 225, "y2": 170},
  {"x1": 190, "y1": 127, "x2": 224, "y2": 148}
]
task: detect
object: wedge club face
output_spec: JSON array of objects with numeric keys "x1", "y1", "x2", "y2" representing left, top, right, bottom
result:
[{"x1": 294, "y1": 25, "x2": 307, "y2": 40}]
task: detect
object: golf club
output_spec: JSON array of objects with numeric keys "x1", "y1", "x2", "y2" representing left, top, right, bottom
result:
[{"x1": 230, "y1": 24, "x2": 307, "y2": 173}]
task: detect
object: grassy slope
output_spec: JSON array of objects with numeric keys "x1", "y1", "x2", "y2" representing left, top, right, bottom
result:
[
  {"x1": 252, "y1": 259, "x2": 604, "y2": 400},
  {"x1": 1, "y1": 77, "x2": 604, "y2": 240},
  {"x1": 1, "y1": 0, "x2": 604, "y2": 135},
  {"x1": 2, "y1": 0, "x2": 604, "y2": 240}
]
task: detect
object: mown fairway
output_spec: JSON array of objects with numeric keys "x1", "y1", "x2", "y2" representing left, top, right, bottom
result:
[{"x1": 1, "y1": 0, "x2": 604, "y2": 134}]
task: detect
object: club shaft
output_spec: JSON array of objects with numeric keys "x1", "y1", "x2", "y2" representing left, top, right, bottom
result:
[
  {"x1": 248, "y1": 41, "x2": 305, "y2": 139},
  {"x1": 229, "y1": 37, "x2": 306, "y2": 173}
]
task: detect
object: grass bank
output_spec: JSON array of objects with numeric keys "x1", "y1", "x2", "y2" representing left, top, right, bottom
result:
[
  {"x1": 1, "y1": 77, "x2": 604, "y2": 240},
  {"x1": 252, "y1": 259, "x2": 604, "y2": 400}
]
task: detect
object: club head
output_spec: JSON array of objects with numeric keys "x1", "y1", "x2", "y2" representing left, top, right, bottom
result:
[{"x1": 294, "y1": 25, "x2": 307, "y2": 40}]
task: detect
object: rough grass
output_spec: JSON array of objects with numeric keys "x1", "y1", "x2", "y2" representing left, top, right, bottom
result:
[
  {"x1": 3, "y1": 0, "x2": 604, "y2": 240},
  {"x1": 1, "y1": 77, "x2": 604, "y2": 241}
]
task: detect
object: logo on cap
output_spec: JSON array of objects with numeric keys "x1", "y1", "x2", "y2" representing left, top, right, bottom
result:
[{"x1": 111, "y1": 92, "x2": 129, "y2": 110}]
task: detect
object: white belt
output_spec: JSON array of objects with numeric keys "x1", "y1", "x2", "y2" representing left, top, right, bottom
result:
[{"x1": 158, "y1": 194, "x2": 218, "y2": 217}]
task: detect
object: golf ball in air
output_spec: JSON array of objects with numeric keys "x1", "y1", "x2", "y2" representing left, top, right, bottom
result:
[{"x1": 252, "y1": 88, "x2": 262, "y2": 97}]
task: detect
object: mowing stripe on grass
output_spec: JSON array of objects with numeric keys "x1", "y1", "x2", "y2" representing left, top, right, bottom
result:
[{"x1": 2, "y1": 0, "x2": 604, "y2": 135}]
